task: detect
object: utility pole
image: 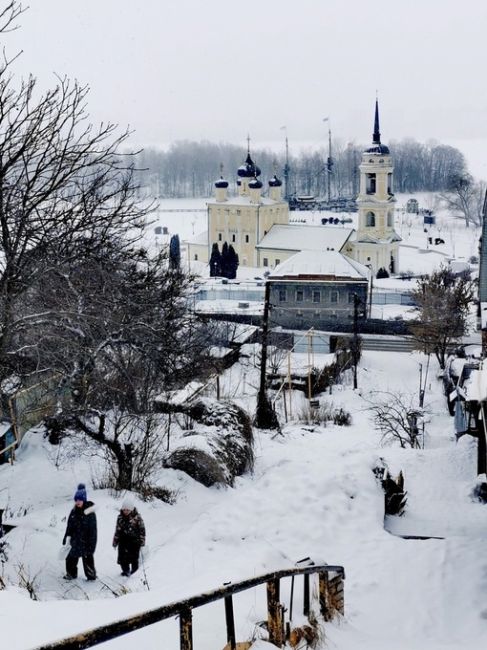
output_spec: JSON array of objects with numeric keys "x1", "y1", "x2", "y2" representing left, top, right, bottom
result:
[
  {"x1": 327, "y1": 125, "x2": 333, "y2": 203},
  {"x1": 284, "y1": 131, "x2": 290, "y2": 201},
  {"x1": 255, "y1": 281, "x2": 279, "y2": 429},
  {"x1": 352, "y1": 293, "x2": 360, "y2": 390}
]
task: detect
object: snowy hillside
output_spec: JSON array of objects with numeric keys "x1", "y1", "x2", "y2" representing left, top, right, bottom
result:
[
  {"x1": 1, "y1": 347, "x2": 487, "y2": 649},
  {"x1": 0, "y1": 191, "x2": 485, "y2": 649}
]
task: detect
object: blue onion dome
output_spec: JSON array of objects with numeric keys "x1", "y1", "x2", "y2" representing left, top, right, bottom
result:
[
  {"x1": 215, "y1": 176, "x2": 229, "y2": 188},
  {"x1": 365, "y1": 143, "x2": 390, "y2": 155},
  {"x1": 237, "y1": 152, "x2": 261, "y2": 178},
  {"x1": 268, "y1": 174, "x2": 282, "y2": 187},
  {"x1": 249, "y1": 177, "x2": 263, "y2": 189}
]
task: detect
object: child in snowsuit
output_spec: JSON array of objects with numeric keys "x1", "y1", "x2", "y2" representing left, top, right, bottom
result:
[
  {"x1": 112, "y1": 497, "x2": 146, "y2": 576},
  {"x1": 63, "y1": 483, "x2": 97, "y2": 580}
]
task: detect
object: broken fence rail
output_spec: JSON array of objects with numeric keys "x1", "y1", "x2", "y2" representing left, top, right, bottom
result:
[{"x1": 31, "y1": 564, "x2": 345, "y2": 650}]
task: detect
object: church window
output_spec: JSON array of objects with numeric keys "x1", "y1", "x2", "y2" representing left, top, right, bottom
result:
[
  {"x1": 263, "y1": 257, "x2": 269, "y2": 266},
  {"x1": 232, "y1": 234, "x2": 236, "y2": 242},
  {"x1": 387, "y1": 212, "x2": 393, "y2": 227},
  {"x1": 296, "y1": 312, "x2": 303, "y2": 319},
  {"x1": 275, "y1": 259, "x2": 280, "y2": 266},
  {"x1": 312, "y1": 290, "x2": 321, "y2": 303},
  {"x1": 279, "y1": 289, "x2": 287, "y2": 302},
  {"x1": 245, "y1": 234, "x2": 249, "y2": 243},
  {"x1": 348, "y1": 292, "x2": 355, "y2": 303},
  {"x1": 366, "y1": 173, "x2": 376, "y2": 194},
  {"x1": 264, "y1": 230, "x2": 268, "y2": 236},
  {"x1": 218, "y1": 233, "x2": 222, "y2": 241},
  {"x1": 330, "y1": 290, "x2": 339, "y2": 303},
  {"x1": 296, "y1": 289, "x2": 304, "y2": 302},
  {"x1": 366, "y1": 211, "x2": 375, "y2": 227},
  {"x1": 387, "y1": 173, "x2": 393, "y2": 194},
  {"x1": 236, "y1": 210, "x2": 241, "y2": 215},
  {"x1": 194, "y1": 254, "x2": 198, "y2": 261}
]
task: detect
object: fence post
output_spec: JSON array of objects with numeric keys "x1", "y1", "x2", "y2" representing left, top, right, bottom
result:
[
  {"x1": 318, "y1": 572, "x2": 329, "y2": 621},
  {"x1": 303, "y1": 574, "x2": 310, "y2": 617},
  {"x1": 224, "y1": 595, "x2": 236, "y2": 650},
  {"x1": 267, "y1": 578, "x2": 283, "y2": 646},
  {"x1": 180, "y1": 607, "x2": 193, "y2": 650}
]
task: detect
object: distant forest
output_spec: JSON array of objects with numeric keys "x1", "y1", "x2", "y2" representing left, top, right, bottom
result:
[{"x1": 133, "y1": 138, "x2": 467, "y2": 199}]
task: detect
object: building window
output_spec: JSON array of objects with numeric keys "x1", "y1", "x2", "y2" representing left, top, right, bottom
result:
[
  {"x1": 296, "y1": 312, "x2": 303, "y2": 318},
  {"x1": 194, "y1": 254, "x2": 198, "y2": 261},
  {"x1": 387, "y1": 212, "x2": 393, "y2": 227},
  {"x1": 330, "y1": 290, "x2": 339, "y2": 303},
  {"x1": 264, "y1": 230, "x2": 268, "y2": 236},
  {"x1": 263, "y1": 257, "x2": 269, "y2": 266},
  {"x1": 387, "y1": 173, "x2": 393, "y2": 195},
  {"x1": 366, "y1": 211, "x2": 375, "y2": 227},
  {"x1": 296, "y1": 290, "x2": 304, "y2": 302},
  {"x1": 275, "y1": 259, "x2": 280, "y2": 266},
  {"x1": 366, "y1": 173, "x2": 376, "y2": 194},
  {"x1": 348, "y1": 292, "x2": 355, "y2": 303},
  {"x1": 245, "y1": 234, "x2": 249, "y2": 243},
  {"x1": 232, "y1": 234, "x2": 236, "y2": 242},
  {"x1": 236, "y1": 210, "x2": 241, "y2": 215},
  {"x1": 312, "y1": 290, "x2": 321, "y2": 303},
  {"x1": 218, "y1": 233, "x2": 222, "y2": 241},
  {"x1": 279, "y1": 289, "x2": 287, "y2": 302}
]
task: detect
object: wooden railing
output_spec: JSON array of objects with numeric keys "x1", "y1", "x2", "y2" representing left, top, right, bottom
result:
[{"x1": 32, "y1": 564, "x2": 345, "y2": 650}]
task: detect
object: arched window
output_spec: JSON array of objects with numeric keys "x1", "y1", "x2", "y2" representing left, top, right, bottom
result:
[
  {"x1": 387, "y1": 212, "x2": 393, "y2": 227},
  {"x1": 366, "y1": 211, "x2": 375, "y2": 227}
]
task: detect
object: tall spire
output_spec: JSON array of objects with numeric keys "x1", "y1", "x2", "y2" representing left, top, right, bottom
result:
[{"x1": 373, "y1": 98, "x2": 381, "y2": 145}]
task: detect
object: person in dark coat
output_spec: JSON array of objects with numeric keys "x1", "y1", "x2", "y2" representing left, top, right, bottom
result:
[
  {"x1": 112, "y1": 496, "x2": 145, "y2": 576},
  {"x1": 63, "y1": 483, "x2": 97, "y2": 580}
]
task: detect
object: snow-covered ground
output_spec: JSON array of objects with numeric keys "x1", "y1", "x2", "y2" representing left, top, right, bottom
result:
[
  {"x1": 1, "y1": 347, "x2": 487, "y2": 649},
  {"x1": 0, "y1": 192, "x2": 485, "y2": 649}
]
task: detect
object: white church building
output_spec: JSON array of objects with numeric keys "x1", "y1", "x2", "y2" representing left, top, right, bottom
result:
[{"x1": 186, "y1": 101, "x2": 401, "y2": 277}]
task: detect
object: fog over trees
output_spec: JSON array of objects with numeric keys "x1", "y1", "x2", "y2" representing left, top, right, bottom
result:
[{"x1": 134, "y1": 138, "x2": 468, "y2": 199}]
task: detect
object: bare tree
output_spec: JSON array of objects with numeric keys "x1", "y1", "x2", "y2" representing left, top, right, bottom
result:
[
  {"x1": 0, "y1": 4, "x2": 154, "y2": 381},
  {"x1": 409, "y1": 267, "x2": 475, "y2": 369},
  {"x1": 440, "y1": 173, "x2": 485, "y2": 227},
  {"x1": 368, "y1": 391, "x2": 424, "y2": 448}
]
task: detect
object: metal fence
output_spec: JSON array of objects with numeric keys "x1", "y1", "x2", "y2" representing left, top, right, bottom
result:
[{"x1": 32, "y1": 564, "x2": 345, "y2": 650}]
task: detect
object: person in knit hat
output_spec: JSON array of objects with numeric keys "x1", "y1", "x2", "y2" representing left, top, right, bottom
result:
[
  {"x1": 112, "y1": 496, "x2": 145, "y2": 576},
  {"x1": 62, "y1": 483, "x2": 97, "y2": 580}
]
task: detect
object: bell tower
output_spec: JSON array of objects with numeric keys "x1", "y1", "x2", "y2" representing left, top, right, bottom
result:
[{"x1": 352, "y1": 100, "x2": 401, "y2": 275}]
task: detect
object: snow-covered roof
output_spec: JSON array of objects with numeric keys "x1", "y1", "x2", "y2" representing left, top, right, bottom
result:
[
  {"x1": 256, "y1": 224, "x2": 354, "y2": 252},
  {"x1": 269, "y1": 250, "x2": 370, "y2": 280},
  {"x1": 185, "y1": 230, "x2": 208, "y2": 245}
]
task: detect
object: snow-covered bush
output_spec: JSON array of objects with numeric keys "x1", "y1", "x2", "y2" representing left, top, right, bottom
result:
[{"x1": 163, "y1": 398, "x2": 254, "y2": 487}]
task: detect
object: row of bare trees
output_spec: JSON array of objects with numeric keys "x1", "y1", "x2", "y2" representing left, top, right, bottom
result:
[{"x1": 133, "y1": 138, "x2": 468, "y2": 200}]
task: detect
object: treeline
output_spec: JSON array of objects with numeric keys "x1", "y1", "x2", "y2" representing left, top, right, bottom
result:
[{"x1": 133, "y1": 138, "x2": 467, "y2": 199}]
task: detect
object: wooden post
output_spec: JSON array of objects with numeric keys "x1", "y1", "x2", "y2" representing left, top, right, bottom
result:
[
  {"x1": 224, "y1": 595, "x2": 236, "y2": 650},
  {"x1": 267, "y1": 578, "x2": 282, "y2": 646},
  {"x1": 318, "y1": 572, "x2": 329, "y2": 621},
  {"x1": 180, "y1": 607, "x2": 193, "y2": 650},
  {"x1": 303, "y1": 574, "x2": 310, "y2": 617},
  {"x1": 287, "y1": 351, "x2": 292, "y2": 418},
  {"x1": 307, "y1": 331, "x2": 312, "y2": 401}
]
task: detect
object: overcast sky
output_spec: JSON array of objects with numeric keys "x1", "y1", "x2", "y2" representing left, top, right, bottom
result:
[{"x1": 4, "y1": 0, "x2": 487, "y2": 173}]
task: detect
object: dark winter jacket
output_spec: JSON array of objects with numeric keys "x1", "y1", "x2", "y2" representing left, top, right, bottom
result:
[
  {"x1": 113, "y1": 508, "x2": 145, "y2": 549},
  {"x1": 63, "y1": 501, "x2": 97, "y2": 557}
]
